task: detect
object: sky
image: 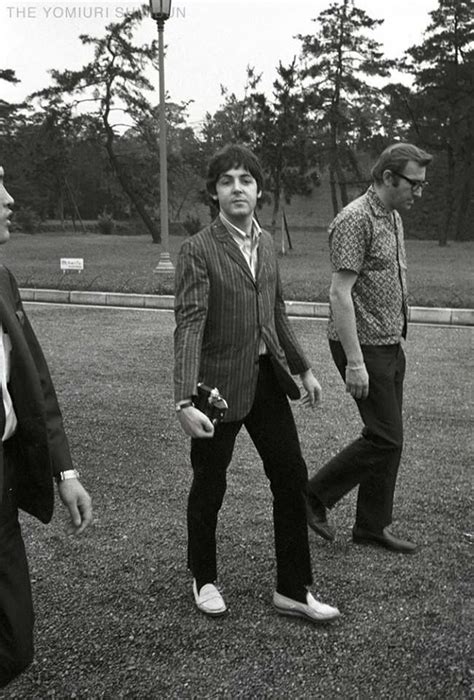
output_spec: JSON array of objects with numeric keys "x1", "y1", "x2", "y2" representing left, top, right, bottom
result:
[{"x1": 1, "y1": 0, "x2": 439, "y2": 129}]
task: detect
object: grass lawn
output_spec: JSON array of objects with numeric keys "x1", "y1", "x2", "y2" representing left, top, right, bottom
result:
[
  {"x1": 4, "y1": 306, "x2": 471, "y2": 699},
  {"x1": 1, "y1": 230, "x2": 473, "y2": 308}
]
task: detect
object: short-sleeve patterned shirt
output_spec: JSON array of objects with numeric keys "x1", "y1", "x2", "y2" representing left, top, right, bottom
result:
[{"x1": 327, "y1": 186, "x2": 408, "y2": 345}]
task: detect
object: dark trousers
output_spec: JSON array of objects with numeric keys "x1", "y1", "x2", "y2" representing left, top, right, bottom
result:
[
  {"x1": 187, "y1": 356, "x2": 312, "y2": 596},
  {"x1": 308, "y1": 341, "x2": 405, "y2": 532},
  {"x1": 0, "y1": 438, "x2": 34, "y2": 689}
]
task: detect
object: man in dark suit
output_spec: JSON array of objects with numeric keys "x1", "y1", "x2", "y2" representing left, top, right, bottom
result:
[
  {"x1": 0, "y1": 166, "x2": 93, "y2": 688},
  {"x1": 174, "y1": 145, "x2": 339, "y2": 623}
]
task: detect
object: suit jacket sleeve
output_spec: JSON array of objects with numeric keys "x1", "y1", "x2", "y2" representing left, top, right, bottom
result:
[
  {"x1": 174, "y1": 238, "x2": 209, "y2": 402},
  {"x1": 8, "y1": 269, "x2": 73, "y2": 475},
  {"x1": 273, "y1": 262, "x2": 311, "y2": 375}
]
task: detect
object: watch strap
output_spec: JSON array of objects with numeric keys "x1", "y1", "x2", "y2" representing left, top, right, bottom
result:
[
  {"x1": 55, "y1": 469, "x2": 80, "y2": 483},
  {"x1": 175, "y1": 399, "x2": 194, "y2": 412}
]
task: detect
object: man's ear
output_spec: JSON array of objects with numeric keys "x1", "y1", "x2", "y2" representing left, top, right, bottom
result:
[
  {"x1": 382, "y1": 169, "x2": 393, "y2": 187},
  {"x1": 257, "y1": 190, "x2": 262, "y2": 199}
]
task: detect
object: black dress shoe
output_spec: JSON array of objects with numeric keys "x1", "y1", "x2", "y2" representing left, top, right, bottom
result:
[
  {"x1": 352, "y1": 526, "x2": 418, "y2": 554},
  {"x1": 304, "y1": 493, "x2": 335, "y2": 541}
]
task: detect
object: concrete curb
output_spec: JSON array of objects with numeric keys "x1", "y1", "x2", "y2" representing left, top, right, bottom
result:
[{"x1": 20, "y1": 288, "x2": 474, "y2": 327}]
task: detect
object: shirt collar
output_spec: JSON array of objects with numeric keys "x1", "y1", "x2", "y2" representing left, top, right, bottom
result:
[
  {"x1": 367, "y1": 185, "x2": 393, "y2": 218},
  {"x1": 219, "y1": 212, "x2": 261, "y2": 241}
]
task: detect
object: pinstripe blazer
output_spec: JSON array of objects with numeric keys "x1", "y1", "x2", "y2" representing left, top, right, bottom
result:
[{"x1": 174, "y1": 217, "x2": 310, "y2": 421}]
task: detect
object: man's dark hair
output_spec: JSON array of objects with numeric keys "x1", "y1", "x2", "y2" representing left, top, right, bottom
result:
[
  {"x1": 371, "y1": 143, "x2": 433, "y2": 184},
  {"x1": 206, "y1": 144, "x2": 264, "y2": 196}
]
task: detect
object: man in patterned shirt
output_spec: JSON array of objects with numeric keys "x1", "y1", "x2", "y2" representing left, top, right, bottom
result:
[{"x1": 305, "y1": 143, "x2": 432, "y2": 554}]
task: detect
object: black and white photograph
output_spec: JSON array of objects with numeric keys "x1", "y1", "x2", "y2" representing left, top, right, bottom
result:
[{"x1": 0, "y1": 0, "x2": 471, "y2": 697}]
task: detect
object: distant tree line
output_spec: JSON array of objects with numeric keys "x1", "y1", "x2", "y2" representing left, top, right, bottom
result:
[{"x1": 0, "y1": 0, "x2": 472, "y2": 245}]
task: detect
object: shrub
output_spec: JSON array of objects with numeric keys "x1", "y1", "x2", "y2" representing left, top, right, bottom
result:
[
  {"x1": 183, "y1": 214, "x2": 202, "y2": 236},
  {"x1": 97, "y1": 211, "x2": 116, "y2": 235},
  {"x1": 15, "y1": 206, "x2": 41, "y2": 234},
  {"x1": 169, "y1": 222, "x2": 187, "y2": 237}
]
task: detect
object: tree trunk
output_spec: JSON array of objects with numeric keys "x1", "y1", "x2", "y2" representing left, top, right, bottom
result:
[
  {"x1": 454, "y1": 171, "x2": 472, "y2": 240},
  {"x1": 336, "y1": 160, "x2": 349, "y2": 208},
  {"x1": 64, "y1": 176, "x2": 87, "y2": 233},
  {"x1": 346, "y1": 146, "x2": 366, "y2": 194},
  {"x1": 439, "y1": 146, "x2": 455, "y2": 247},
  {"x1": 271, "y1": 150, "x2": 284, "y2": 235},
  {"x1": 329, "y1": 165, "x2": 339, "y2": 218},
  {"x1": 99, "y1": 46, "x2": 160, "y2": 242},
  {"x1": 329, "y1": 116, "x2": 348, "y2": 210},
  {"x1": 104, "y1": 138, "x2": 160, "y2": 243},
  {"x1": 174, "y1": 191, "x2": 190, "y2": 221},
  {"x1": 57, "y1": 188, "x2": 65, "y2": 232},
  {"x1": 101, "y1": 83, "x2": 160, "y2": 242},
  {"x1": 453, "y1": 138, "x2": 473, "y2": 240},
  {"x1": 271, "y1": 186, "x2": 281, "y2": 236}
]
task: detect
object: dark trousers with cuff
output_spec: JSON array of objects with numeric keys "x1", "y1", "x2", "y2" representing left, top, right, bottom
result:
[
  {"x1": 187, "y1": 356, "x2": 312, "y2": 597},
  {"x1": 0, "y1": 437, "x2": 34, "y2": 689},
  {"x1": 308, "y1": 341, "x2": 405, "y2": 532}
]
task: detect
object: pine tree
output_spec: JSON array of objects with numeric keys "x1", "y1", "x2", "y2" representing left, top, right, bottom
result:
[
  {"x1": 403, "y1": 0, "x2": 474, "y2": 243},
  {"x1": 251, "y1": 58, "x2": 319, "y2": 234},
  {"x1": 31, "y1": 9, "x2": 163, "y2": 242},
  {"x1": 298, "y1": 0, "x2": 393, "y2": 215}
]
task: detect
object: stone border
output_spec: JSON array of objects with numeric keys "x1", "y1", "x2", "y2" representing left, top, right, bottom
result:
[{"x1": 20, "y1": 288, "x2": 474, "y2": 327}]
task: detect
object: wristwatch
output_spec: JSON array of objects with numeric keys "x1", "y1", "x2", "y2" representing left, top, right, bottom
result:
[
  {"x1": 175, "y1": 399, "x2": 194, "y2": 413},
  {"x1": 55, "y1": 469, "x2": 80, "y2": 483}
]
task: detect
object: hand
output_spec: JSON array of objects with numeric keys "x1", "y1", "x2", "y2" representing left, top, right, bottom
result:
[
  {"x1": 345, "y1": 364, "x2": 369, "y2": 400},
  {"x1": 58, "y1": 479, "x2": 93, "y2": 535},
  {"x1": 299, "y1": 369, "x2": 322, "y2": 409},
  {"x1": 177, "y1": 406, "x2": 215, "y2": 438}
]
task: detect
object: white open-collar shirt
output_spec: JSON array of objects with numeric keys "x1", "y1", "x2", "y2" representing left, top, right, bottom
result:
[
  {"x1": 219, "y1": 213, "x2": 267, "y2": 355},
  {"x1": 0, "y1": 324, "x2": 17, "y2": 441},
  {"x1": 219, "y1": 212, "x2": 261, "y2": 279}
]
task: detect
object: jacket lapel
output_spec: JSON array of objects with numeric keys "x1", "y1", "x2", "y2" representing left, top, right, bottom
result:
[
  {"x1": 212, "y1": 218, "x2": 256, "y2": 284},
  {"x1": 0, "y1": 286, "x2": 46, "y2": 440},
  {"x1": 255, "y1": 229, "x2": 272, "y2": 283},
  {"x1": 0, "y1": 294, "x2": 31, "y2": 372}
]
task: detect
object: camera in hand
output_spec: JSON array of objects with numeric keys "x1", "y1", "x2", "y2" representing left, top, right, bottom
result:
[{"x1": 194, "y1": 383, "x2": 228, "y2": 425}]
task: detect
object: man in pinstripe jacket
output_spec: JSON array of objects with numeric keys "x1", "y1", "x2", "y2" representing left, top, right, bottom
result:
[{"x1": 174, "y1": 145, "x2": 339, "y2": 624}]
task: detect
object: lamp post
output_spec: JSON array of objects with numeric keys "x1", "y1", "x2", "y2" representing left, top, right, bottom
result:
[{"x1": 150, "y1": 0, "x2": 174, "y2": 273}]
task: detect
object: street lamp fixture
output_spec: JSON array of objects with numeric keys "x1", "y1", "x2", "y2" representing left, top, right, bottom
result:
[
  {"x1": 149, "y1": 0, "x2": 174, "y2": 273},
  {"x1": 149, "y1": 0, "x2": 172, "y2": 20}
]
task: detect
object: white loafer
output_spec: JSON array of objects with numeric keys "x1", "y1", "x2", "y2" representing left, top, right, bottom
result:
[
  {"x1": 273, "y1": 591, "x2": 340, "y2": 623},
  {"x1": 193, "y1": 580, "x2": 227, "y2": 617}
]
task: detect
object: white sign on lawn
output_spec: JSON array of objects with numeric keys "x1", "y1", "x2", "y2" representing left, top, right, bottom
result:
[{"x1": 60, "y1": 258, "x2": 84, "y2": 273}]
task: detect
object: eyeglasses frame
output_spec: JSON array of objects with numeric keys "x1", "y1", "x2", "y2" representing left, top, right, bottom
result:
[{"x1": 390, "y1": 170, "x2": 429, "y2": 193}]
